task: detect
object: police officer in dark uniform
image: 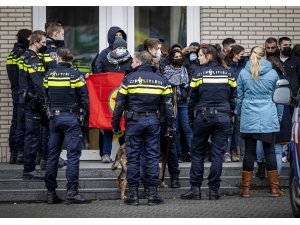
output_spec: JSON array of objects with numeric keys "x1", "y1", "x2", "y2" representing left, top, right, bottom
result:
[
  {"x1": 6, "y1": 29, "x2": 32, "y2": 164},
  {"x1": 21, "y1": 30, "x2": 47, "y2": 180},
  {"x1": 37, "y1": 22, "x2": 66, "y2": 170},
  {"x1": 112, "y1": 51, "x2": 174, "y2": 206},
  {"x1": 181, "y1": 44, "x2": 236, "y2": 200},
  {"x1": 44, "y1": 47, "x2": 90, "y2": 204}
]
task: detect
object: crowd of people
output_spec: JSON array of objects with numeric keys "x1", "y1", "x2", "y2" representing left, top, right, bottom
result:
[{"x1": 5, "y1": 21, "x2": 300, "y2": 205}]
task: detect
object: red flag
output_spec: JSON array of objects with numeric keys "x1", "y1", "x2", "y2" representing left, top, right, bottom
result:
[{"x1": 86, "y1": 72, "x2": 125, "y2": 130}]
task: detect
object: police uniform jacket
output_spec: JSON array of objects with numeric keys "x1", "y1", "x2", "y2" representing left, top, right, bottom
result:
[
  {"x1": 43, "y1": 62, "x2": 89, "y2": 113},
  {"x1": 42, "y1": 37, "x2": 63, "y2": 71},
  {"x1": 112, "y1": 64, "x2": 174, "y2": 129},
  {"x1": 188, "y1": 60, "x2": 236, "y2": 121},
  {"x1": 6, "y1": 42, "x2": 27, "y2": 90},
  {"x1": 237, "y1": 59, "x2": 283, "y2": 133},
  {"x1": 19, "y1": 49, "x2": 46, "y2": 105}
]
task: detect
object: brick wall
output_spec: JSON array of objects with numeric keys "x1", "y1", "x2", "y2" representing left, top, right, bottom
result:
[
  {"x1": 0, "y1": 6, "x2": 32, "y2": 162},
  {"x1": 200, "y1": 6, "x2": 300, "y2": 52}
]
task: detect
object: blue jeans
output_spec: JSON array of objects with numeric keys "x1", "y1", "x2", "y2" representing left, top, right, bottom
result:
[
  {"x1": 256, "y1": 141, "x2": 283, "y2": 175},
  {"x1": 175, "y1": 103, "x2": 193, "y2": 158}
]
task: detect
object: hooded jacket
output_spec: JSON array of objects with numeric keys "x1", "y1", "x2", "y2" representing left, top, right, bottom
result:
[
  {"x1": 236, "y1": 59, "x2": 283, "y2": 133},
  {"x1": 92, "y1": 26, "x2": 127, "y2": 73}
]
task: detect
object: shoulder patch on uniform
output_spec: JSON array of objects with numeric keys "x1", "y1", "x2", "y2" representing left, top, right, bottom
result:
[
  {"x1": 50, "y1": 52, "x2": 57, "y2": 60},
  {"x1": 79, "y1": 75, "x2": 86, "y2": 83},
  {"x1": 31, "y1": 63, "x2": 38, "y2": 71},
  {"x1": 50, "y1": 44, "x2": 57, "y2": 48}
]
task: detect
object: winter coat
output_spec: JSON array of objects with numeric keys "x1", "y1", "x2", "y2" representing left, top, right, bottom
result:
[
  {"x1": 92, "y1": 26, "x2": 127, "y2": 73},
  {"x1": 236, "y1": 59, "x2": 283, "y2": 133}
]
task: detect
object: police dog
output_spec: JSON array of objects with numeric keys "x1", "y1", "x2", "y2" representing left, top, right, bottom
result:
[
  {"x1": 111, "y1": 143, "x2": 169, "y2": 199},
  {"x1": 111, "y1": 143, "x2": 127, "y2": 200}
]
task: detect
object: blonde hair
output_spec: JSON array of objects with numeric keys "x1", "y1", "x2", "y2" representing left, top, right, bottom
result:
[{"x1": 250, "y1": 46, "x2": 265, "y2": 80}]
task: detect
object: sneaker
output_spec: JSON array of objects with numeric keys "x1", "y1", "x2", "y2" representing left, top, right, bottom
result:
[
  {"x1": 282, "y1": 156, "x2": 288, "y2": 163},
  {"x1": 224, "y1": 153, "x2": 232, "y2": 163},
  {"x1": 231, "y1": 153, "x2": 240, "y2": 162},
  {"x1": 101, "y1": 154, "x2": 112, "y2": 163}
]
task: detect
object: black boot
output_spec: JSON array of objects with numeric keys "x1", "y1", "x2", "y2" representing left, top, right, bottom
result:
[
  {"x1": 16, "y1": 151, "x2": 25, "y2": 165},
  {"x1": 148, "y1": 186, "x2": 163, "y2": 206},
  {"x1": 170, "y1": 174, "x2": 181, "y2": 188},
  {"x1": 255, "y1": 161, "x2": 266, "y2": 179},
  {"x1": 40, "y1": 159, "x2": 46, "y2": 170},
  {"x1": 143, "y1": 185, "x2": 149, "y2": 199},
  {"x1": 47, "y1": 190, "x2": 63, "y2": 204},
  {"x1": 180, "y1": 186, "x2": 201, "y2": 200},
  {"x1": 9, "y1": 151, "x2": 17, "y2": 164},
  {"x1": 124, "y1": 186, "x2": 139, "y2": 206},
  {"x1": 35, "y1": 152, "x2": 42, "y2": 165},
  {"x1": 65, "y1": 184, "x2": 91, "y2": 205},
  {"x1": 208, "y1": 189, "x2": 220, "y2": 200}
]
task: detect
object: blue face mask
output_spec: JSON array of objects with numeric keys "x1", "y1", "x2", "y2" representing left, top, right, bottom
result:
[
  {"x1": 116, "y1": 48, "x2": 127, "y2": 57},
  {"x1": 189, "y1": 53, "x2": 197, "y2": 62}
]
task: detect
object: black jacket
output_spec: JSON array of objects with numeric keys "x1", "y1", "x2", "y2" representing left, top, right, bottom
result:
[
  {"x1": 20, "y1": 49, "x2": 46, "y2": 105},
  {"x1": 6, "y1": 42, "x2": 27, "y2": 90},
  {"x1": 188, "y1": 60, "x2": 236, "y2": 121},
  {"x1": 92, "y1": 26, "x2": 127, "y2": 73},
  {"x1": 112, "y1": 64, "x2": 174, "y2": 129},
  {"x1": 279, "y1": 55, "x2": 300, "y2": 97}
]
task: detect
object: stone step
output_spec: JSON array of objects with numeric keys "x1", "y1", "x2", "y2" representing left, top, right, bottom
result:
[
  {"x1": 0, "y1": 176, "x2": 289, "y2": 190},
  {"x1": 0, "y1": 163, "x2": 290, "y2": 179},
  {"x1": 0, "y1": 186, "x2": 243, "y2": 202}
]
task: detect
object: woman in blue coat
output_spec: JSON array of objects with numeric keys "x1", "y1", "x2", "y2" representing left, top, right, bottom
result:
[{"x1": 237, "y1": 46, "x2": 283, "y2": 197}]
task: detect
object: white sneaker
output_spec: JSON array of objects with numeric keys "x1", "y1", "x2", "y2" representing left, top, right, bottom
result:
[
  {"x1": 224, "y1": 153, "x2": 232, "y2": 163},
  {"x1": 101, "y1": 154, "x2": 112, "y2": 163}
]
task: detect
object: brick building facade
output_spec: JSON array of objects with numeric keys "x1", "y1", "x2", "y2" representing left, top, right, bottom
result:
[{"x1": 0, "y1": 6, "x2": 300, "y2": 162}]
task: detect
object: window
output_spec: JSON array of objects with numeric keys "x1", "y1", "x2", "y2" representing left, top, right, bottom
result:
[{"x1": 134, "y1": 6, "x2": 187, "y2": 51}]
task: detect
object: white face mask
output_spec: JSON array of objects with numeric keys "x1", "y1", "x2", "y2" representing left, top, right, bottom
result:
[
  {"x1": 189, "y1": 53, "x2": 197, "y2": 61},
  {"x1": 155, "y1": 49, "x2": 162, "y2": 58},
  {"x1": 116, "y1": 48, "x2": 127, "y2": 57}
]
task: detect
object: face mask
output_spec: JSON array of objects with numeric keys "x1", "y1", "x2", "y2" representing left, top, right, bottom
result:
[
  {"x1": 116, "y1": 49, "x2": 127, "y2": 57},
  {"x1": 39, "y1": 45, "x2": 47, "y2": 53},
  {"x1": 266, "y1": 52, "x2": 278, "y2": 58},
  {"x1": 155, "y1": 49, "x2": 162, "y2": 58},
  {"x1": 282, "y1": 47, "x2": 292, "y2": 57},
  {"x1": 238, "y1": 56, "x2": 246, "y2": 64},
  {"x1": 189, "y1": 53, "x2": 197, "y2": 62},
  {"x1": 173, "y1": 58, "x2": 183, "y2": 67},
  {"x1": 55, "y1": 40, "x2": 65, "y2": 48}
]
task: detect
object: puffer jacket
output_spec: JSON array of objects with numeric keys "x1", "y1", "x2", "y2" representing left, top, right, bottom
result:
[{"x1": 236, "y1": 59, "x2": 283, "y2": 133}]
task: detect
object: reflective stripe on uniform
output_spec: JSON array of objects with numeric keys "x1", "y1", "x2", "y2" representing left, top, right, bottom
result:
[{"x1": 44, "y1": 77, "x2": 85, "y2": 88}]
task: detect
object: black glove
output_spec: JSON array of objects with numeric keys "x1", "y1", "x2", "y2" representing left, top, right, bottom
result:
[
  {"x1": 167, "y1": 126, "x2": 176, "y2": 137},
  {"x1": 112, "y1": 126, "x2": 122, "y2": 135}
]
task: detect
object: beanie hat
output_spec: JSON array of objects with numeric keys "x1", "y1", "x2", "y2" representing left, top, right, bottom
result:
[
  {"x1": 189, "y1": 42, "x2": 200, "y2": 48},
  {"x1": 113, "y1": 37, "x2": 127, "y2": 49}
]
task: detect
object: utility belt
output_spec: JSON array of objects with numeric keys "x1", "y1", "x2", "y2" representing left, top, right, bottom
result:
[
  {"x1": 195, "y1": 107, "x2": 229, "y2": 121},
  {"x1": 51, "y1": 109, "x2": 77, "y2": 116},
  {"x1": 124, "y1": 110, "x2": 160, "y2": 122}
]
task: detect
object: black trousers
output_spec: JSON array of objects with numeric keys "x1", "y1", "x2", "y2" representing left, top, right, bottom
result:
[{"x1": 242, "y1": 137, "x2": 277, "y2": 171}]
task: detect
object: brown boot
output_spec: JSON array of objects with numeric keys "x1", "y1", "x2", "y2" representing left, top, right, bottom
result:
[
  {"x1": 267, "y1": 170, "x2": 283, "y2": 197},
  {"x1": 240, "y1": 171, "x2": 253, "y2": 197}
]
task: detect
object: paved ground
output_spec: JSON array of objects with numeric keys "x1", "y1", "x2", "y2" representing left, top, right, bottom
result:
[{"x1": 0, "y1": 190, "x2": 293, "y2": 218}]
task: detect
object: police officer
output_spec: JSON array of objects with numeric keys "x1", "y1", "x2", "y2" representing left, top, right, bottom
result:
[
  {"x1": 21, "y1": 30, "x2": 47, "y2": 180},
  {"x1": 112, "y1": 51, "x2": 174, "y2": 206},
  {"x1": 37, "y1": 22, "x2": 66, "y2": 170},
  {"x1": 6, "y1": 29, "x2": 32, "y2": 164},
  {"x1": 181, "y1": 44, "x2": 236, "y2": 200},
  {"x1": 44, "y1": 47, "x2": 90, "y2": 204}
]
